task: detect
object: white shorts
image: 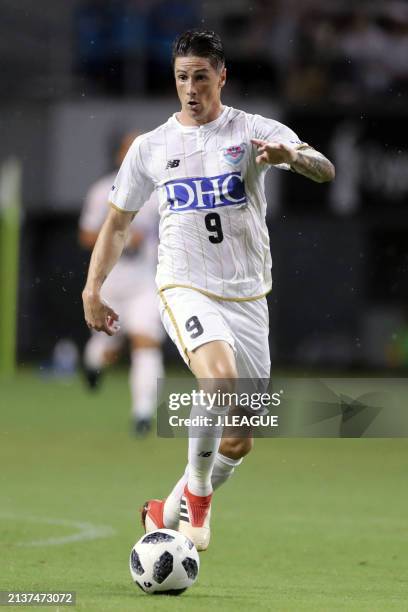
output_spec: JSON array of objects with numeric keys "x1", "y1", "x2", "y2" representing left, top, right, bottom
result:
[{"x1": 159, "y1": 287, "x2": 270, "y2": 379}]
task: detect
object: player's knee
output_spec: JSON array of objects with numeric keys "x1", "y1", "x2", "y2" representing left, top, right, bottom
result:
[
  {"x1": 207, "y1": 377, "x2": 237, "y2": 404},
  {"x1": 200, "y1": 361, "x2": 238, "y2": 398},
  {"x1": 130, "y1": 334, "x2": 160, "y2": 350},
  {"x1": 198, "y1": 352, "x2": 237, "y2": 381},
  {"x1": 190, "y1": 341, "x2": 238, "y2": 383},
  {"x1": 103, "y1": 349, "x2": 120, "y2": 366},
  {"x1": 220, "y1": 436, "x2": 253, "y2": 460}
]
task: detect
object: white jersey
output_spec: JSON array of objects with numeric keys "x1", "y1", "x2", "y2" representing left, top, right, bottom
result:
[
  {"x1": 110, "y1": 106, "x2": 302, "y2": 301},
  {"x1": 80, "y1": 172, "x2": 159, "y2": 298}
]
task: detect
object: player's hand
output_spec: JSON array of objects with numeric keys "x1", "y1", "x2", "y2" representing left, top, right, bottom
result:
[
  {"x1": 251, "y1": 139, "x2": 298, "y2": 166},
  {"x1": 82, "y1": 289, "x2": 120, "y2": 336}
]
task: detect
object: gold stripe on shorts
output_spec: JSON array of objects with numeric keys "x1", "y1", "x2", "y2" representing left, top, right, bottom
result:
[{"x1": 158, "y1": 289, "x2": 190, "y2": 366}]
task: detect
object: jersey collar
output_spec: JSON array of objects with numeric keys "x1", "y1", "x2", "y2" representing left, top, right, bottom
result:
[{"x1": 170, "y1": 106, "x2": 230, "y2": 132}]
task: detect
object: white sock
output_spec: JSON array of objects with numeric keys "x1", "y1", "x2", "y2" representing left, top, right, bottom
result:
[
  {"x1": 163, "y1": 466, "x2": 188, "y2": 529},
  {"x1": 163, "y1": 453, "x2": 242, "y2": 527},
  {"x1": 186, "y1": 399, "x2": 224, "y2": 497},
  {"x1": 130, "y1": 348, "x2": 163, "y2": 420},
  {"x1": 83, "y1": 335, "x2": 104, "y2": 370},
  {"x1": 211, "y1": 452, "x2": 243, "y2": 489}
]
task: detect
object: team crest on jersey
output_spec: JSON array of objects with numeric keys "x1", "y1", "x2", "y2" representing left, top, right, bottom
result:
[
  {"x1": 222, "y1": 143, "x2": 246, "y2": 165},
  {"x1": 164, "y1": 171, "x2": 246, "y2": 212}
]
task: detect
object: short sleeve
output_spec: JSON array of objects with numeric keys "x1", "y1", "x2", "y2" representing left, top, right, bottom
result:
[
  {"x1": 250, "y1": 114, "x2": 307, "y2": 171},
  {"x1": 109, "y1": 136, "x2": 155, "y2": 212}
]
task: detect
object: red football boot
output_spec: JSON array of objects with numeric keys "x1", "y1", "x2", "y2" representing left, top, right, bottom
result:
[
  {"x1": 178, "y1": 486, "x2": 212, "y2": 551},
  {"x1": 140, "y1": 499, "x2": 165, "y2": 532}
]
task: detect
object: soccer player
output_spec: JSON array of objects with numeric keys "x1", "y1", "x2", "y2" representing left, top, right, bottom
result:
[
  {"x1": 80, "y1": 132, "x2": 163, "y2": 435},
  {"x1": 82, "y1": 30, "x2": 335, "y2": 550}
]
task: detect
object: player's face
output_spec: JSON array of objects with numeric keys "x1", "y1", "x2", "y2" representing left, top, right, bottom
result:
[{"x1": 174, "y1": 56, "x2": 226, "y2": 126}]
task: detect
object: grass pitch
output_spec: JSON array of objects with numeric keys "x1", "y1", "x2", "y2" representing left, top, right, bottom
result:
[{"x1": 1, "y1": 369, "x2": 407, "y2": 611}]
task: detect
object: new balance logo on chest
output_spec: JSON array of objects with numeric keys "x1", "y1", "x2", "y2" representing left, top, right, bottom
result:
[
  {"x1": 164, "y1": 172, "x2": 247, "y2": 212},
  {"x1": 166, "y1": 159, "x2": 180, "y2": 169}
]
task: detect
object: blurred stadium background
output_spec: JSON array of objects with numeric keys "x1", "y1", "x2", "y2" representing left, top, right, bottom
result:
[
  {"x1": 2, "y1": 3, "x2": 408, "y2": 609},
  {"x1": 2, "y1": 0, "x2": 408, "y2": 375}
]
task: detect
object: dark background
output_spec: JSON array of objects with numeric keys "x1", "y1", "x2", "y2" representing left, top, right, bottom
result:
[{"x1": 2, "y1": 0, "x2": 408, "y2": 371}]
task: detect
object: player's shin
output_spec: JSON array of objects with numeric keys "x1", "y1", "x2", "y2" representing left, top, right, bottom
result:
[
  {"x1": 175, "y1": 399, "x2": 224, "y2": 550},
  {"x1": 163, "y1": 399, "x2": 226, "y2": 527},
  {"x1": 186, "y1": 398, "x2": 225, "y2": 497}
]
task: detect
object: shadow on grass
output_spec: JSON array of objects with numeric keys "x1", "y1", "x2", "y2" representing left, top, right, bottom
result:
[{"x1": 121, "y1": 585, "x2": 274, "y2": 601}]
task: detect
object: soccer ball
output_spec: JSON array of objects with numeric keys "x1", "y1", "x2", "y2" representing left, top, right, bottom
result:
[{"x1": 129, "y1": 528, "x2": 200, "y2": 595}]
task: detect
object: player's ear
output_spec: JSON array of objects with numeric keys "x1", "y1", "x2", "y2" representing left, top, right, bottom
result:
[{"x1": 219, "y1": 66, "x2": 227, "y2": 89}]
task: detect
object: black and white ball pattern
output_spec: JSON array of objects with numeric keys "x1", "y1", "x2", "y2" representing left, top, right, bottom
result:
[{"x1": 129, "y1": 529, "x2": 199, "y2": 595}]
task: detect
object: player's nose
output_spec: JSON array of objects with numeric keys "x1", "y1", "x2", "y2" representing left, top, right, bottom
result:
[{"x1": 186, "y1": 80, "x2": 196, "y2": 96}]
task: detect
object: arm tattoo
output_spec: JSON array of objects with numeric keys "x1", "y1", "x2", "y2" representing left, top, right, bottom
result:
[{"x1": 290, "y1": 149, "x2": 335, "y2": 183}]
